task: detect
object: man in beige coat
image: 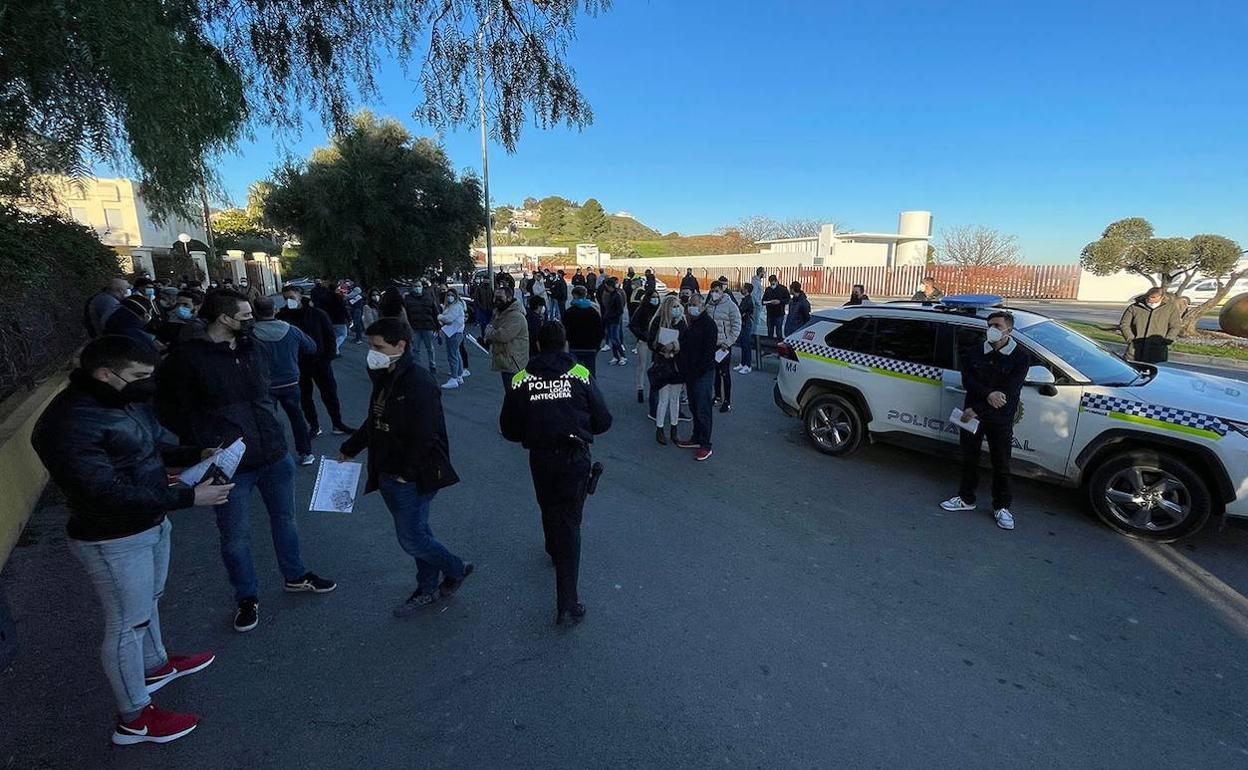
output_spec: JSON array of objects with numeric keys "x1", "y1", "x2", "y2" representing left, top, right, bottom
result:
[
  {"x1": 1119, "y1": 287, "x2": 1183, "y2": 363},
  {"x1": 483, "y1": 284, "x2": 529, "y2": 389}
]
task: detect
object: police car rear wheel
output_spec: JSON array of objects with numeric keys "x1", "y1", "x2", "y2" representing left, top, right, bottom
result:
[
  {"x1": 802, "y1": 394, "x2": 863, "y2": 456},
  {"x1": 1088, "y1": 451, "x2": 1211, "y2": 542}
]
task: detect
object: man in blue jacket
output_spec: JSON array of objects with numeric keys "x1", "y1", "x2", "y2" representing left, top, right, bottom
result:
[
  {"x1": 253, "y1": 296, "x2": 318, "y2": 466},
  {"x1": 32, "y1": 335, "x2": 231, "y2": 745},
  {"x1": 940, "y1": 311, "x2": 1031, "y2": 530}
]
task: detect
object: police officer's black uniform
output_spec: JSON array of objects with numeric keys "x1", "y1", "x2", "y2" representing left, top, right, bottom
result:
[{"x1": 500, "y1": 348, "x2": 612, "y2": 624}]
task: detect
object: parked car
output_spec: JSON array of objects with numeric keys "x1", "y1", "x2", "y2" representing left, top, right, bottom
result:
[
  {"x1": 773, "y1": 295, "x2": 1248, "y2": 542},
  {"x1": 1180, "y1": 278, "x2": 1248, "y2": 305}
]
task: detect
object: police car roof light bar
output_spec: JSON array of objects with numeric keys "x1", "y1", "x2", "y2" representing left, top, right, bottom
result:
[{"x1": 938, "y1": 294, "x2": 1006, "y2": 311}]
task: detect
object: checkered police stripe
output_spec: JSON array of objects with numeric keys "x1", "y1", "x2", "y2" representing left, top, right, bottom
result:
[
  {"x1": 1080, "y1": 393, "x2": 1228, "y2": 437},
  {"x1": 787, "y1": 337, "x2": 942, "y2": 383}
]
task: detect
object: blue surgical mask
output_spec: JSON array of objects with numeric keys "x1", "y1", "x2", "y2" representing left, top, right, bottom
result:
[
  {"x1": 650, "y1": 297, "x2": 660, "y2": 306},
  {"x1": 174, "y1": 306, "x2": 193, "y2": 320},
  {"x1": 144, "y1": 288, "x2": 156, "y2": 298},
  {"x1": 689, "y1": 306, "x2": 703, "y2": 317},
  {"x1": 670, "y1": 306, "x2": 683, "y2": 319}
]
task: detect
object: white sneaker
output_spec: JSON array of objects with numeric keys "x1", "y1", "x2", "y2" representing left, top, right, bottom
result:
[
  {"x1": 994, "y1": 509, "x2": 1015, "y2": 530},
  {"x1": 441, "y1": 378, "x2": 460, "y2": 389},
  {"x1": 600, "y1": 344, "x2": 611, "y2": 352},
  {"x1": 618, "y1": 357, "x2": 627, "y2": 365},
  {"x1": 461, "y1": 369, "x2": 471, "y2": 378},
  {"x1": 939, "y1": 496, "x2": 975, "y2": 512},
  {"x1": 740, "y1": 366, "x2": 751, "y2": 374},
  {"x1": 631, "y1": 347, "x2": 638, "y2": 354},
  {"x1": 733, "y1": 365, "x2": 744, "y2": 373}
]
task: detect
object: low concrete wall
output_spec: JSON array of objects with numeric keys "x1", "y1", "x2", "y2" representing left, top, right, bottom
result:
[{"x1": 0, "y1": 375, "x2": 65, "y2": 569}]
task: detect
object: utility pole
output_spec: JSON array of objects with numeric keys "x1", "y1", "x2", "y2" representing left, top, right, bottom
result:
[
  {"x1": 477, "y1": 11, "x2": 495, "y2": 290},
  {"x1": 199, "y1": 183, "x2": 216, "y2": 263}
]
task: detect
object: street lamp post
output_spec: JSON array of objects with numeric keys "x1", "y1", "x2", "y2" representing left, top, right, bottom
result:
[{"x1": 477, "y1": 8, "x2": 494, "y2": 290}]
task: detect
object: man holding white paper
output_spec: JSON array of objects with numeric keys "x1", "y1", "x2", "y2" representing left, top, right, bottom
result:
[
  {"x1": 940, "y1": 311, "x2": 1031, "y2": 530},
  {"x1": 339, "y1": 318, "x2": 473, "y2": 618}
]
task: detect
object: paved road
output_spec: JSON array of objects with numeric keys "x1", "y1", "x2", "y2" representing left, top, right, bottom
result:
[
  {"x1": 1008, "y1": 300, "x2": 1221, "y2": 333},
  {"x1": 4, "y1": 338, "x2": 1248, "y2": 768}
]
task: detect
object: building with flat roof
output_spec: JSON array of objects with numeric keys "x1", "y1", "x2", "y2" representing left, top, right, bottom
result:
[{"x1": 757, "y1": 211, "x2": 932, "y2": 267}]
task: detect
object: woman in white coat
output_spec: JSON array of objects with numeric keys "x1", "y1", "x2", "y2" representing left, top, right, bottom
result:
[{"x1": 437, "y1": 288, "x2": 468, "y2": 389}]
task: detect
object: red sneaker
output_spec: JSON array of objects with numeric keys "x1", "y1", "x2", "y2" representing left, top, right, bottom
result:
[
  {"x1": 112, "y1": 703, "x2": 199, "y2": 745},
  {"x1": 694, "y1": 448, "x2": 713, "y2": 461},
  {"x1": 145, "y1": 651, "x2": 215, "y2": 694}
]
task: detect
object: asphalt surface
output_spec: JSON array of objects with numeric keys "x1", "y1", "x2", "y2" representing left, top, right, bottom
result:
[{"x1": 4, "y1": 335, "x2": 1248, "y2": 768}]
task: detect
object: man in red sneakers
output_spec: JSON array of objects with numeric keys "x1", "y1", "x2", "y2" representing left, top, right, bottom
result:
[{"x1": 32, "y1": 336, "x2": 229, "y2": 744}]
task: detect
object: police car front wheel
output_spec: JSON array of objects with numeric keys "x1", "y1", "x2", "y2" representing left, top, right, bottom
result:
[
  {"x1": 1087, "y1": 451, "x2": 1212, "y2": 543},
  {"x1": 801, "y1": 393, "x2": 864, "y2": 456}
]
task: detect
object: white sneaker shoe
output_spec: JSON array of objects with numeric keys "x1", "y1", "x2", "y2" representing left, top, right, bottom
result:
[
  {"x1": 740, "y1": 366, "x2": 751, "y2": 374},
  {"x1": 618, "y1": 357, "x2": 627, "y2": 365},
  {"x1": 461, "y1": 369, "x2": 471, "y2": 378},
  {"x1": 441, "y1": 378, "x2": 460, "y2": 389},
  {"x1": 994, "y1": 508, "x2": 1015, "y2": 530},
  {"x1": 939, "y1": 496, "x2": 975, "y2": 512}
]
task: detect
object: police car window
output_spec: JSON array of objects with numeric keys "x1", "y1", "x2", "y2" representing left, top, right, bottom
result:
[
  {"x1": 824, "y1": 317, "x2": 874, "y2": 353},
  {"x1": 872, "y1": 318, "x2": 938, "y2": 365}
]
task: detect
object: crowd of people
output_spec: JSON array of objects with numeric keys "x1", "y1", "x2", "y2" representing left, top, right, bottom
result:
[{"x1": 46, "y1": 261, "x2": 1033, "y2": 747}]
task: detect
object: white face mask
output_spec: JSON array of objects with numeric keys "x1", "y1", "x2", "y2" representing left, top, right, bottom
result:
[
  {"x1": 986, "y1": 326, "x2": 1005, "y2": 344},
  {"x1": 366, "y1": 349, "x2": 397, "y2": 370},
  {"x1": 1147, "y1": 300, "x2": 1160, "y2": 308},
  {"x1": 285, "y1": 297, "x2": 300, "y2": 310},
  {"x1": 710, "y1": 291, "x2": 722, "y2": 302}
]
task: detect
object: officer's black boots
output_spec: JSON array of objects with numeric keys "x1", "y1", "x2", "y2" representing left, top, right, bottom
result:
[{"x1": 556, "y1": 604, "x2": 586, "y2": 627}]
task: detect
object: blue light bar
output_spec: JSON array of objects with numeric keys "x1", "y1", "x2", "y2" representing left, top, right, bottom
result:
[{"x1": 939, "y1": 293, "x2": 1004, "y2": 309}]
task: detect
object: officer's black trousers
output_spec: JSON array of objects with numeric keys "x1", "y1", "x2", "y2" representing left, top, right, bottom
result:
[
  {"x1": 529, "y1": 446, "x2": 591, "y2": 613},
  {"x1": 958, "y1": 420, "x2": 1013, "y2": 510}
]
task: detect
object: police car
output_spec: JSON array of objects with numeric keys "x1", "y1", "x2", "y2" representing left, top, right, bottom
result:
[{"x1": 772, "y1": 295, "x2": 1248, "y2": 542}]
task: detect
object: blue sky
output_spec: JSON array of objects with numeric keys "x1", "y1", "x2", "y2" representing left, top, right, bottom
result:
[{"x1": 213, "y1": 0, "x2": 1248, "y2": 263}]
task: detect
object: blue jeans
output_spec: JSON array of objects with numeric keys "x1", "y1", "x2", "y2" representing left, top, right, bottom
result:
[
  {"x1": 333, "y1": 324, "x2": 348, "y2": 353},
  {"x1": 445, "y1": 332, "x2": 464, "y2": 378},
  {"x1": 546, "y1": 301, "x2": 562, "y2": 321},
  {"x1": 351, "y1": 307, "x2": 365, "y2": 341},
  {"x1": 214, "y1": 455, "x2": 306, "y2": 601},
  {"x1": 412, "y1": 330, "x2": 436, "y2": 371},
  {"x1": 68, "y1": 520, "x2": 171, "y2": 718},
  {"x1": 377, "y1": 476, "x2": 464, "y2": 595},
  {"x1": 272, "y1": 384, "x2": 311, "y2": 456},
  {"x1": 605, "y1": 322, "x2": 625, "y2": 359},
  {"x1": 685, "y1": 368, "x2": 715, "y2": 448},
  {"x1": 737, "y1": 327, "x2": 753, "y2": 368},
  {"x1": 766, "y1": 314, "x2": 784, "y2": 340}
]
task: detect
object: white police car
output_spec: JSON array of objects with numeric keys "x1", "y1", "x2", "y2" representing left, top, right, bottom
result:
[{"x1": 773, "y1": 295, "x2": 1248, "y2": 542}]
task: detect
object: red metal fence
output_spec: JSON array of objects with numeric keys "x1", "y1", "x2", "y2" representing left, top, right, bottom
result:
[{"x1": 591, "y1": 263, "x2": 1082, "y2": 300}]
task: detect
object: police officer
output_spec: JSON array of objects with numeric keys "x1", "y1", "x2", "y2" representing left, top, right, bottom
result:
[{"x1": 500, "y1": 321, "x2": 612, "y2": 626}]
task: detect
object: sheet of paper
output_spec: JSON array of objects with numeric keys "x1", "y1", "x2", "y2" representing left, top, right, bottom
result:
[
  {"x1": 465, "y1": 334, "x2": 490, "y2": 356},
  {"x1": 178, "y1": 438, "x2": 246, "y2": 486},
  {"x1": 310, "y1": 458, "x2": 362, "y2": 513},
  {"x1": 656, "y1": 327, "x2": 679, "y2": 346},
  {"x1": 714, "y1": 349, "x2": 729, "y2": 363},
  {"x1": 949, "y1": 408, "x2": 980, "y2": 434}
]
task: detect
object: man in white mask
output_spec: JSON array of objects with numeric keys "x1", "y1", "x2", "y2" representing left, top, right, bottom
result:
[
  {"x1": 339, "y1": 318, "x2": 473, "y2": 617},
  {"x1": 940, "y1": 311, "x2": 1031, "y2": 530}
]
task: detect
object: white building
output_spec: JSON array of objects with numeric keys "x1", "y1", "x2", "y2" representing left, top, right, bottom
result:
[{"x1": 757, "y1": 211, "x2": 933, "y2": 268}]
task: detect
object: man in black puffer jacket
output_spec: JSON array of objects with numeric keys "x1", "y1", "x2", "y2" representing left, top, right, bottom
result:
[
  {"x1": 402, "y1": 282, "x2": 441, "y2": 373},
  {"x1": 279, "y1": 285, "x2": 353, "y2": 437},
  {"x1": 339, "y1": 318, "x2": 472, "y2": 618},
  {"x1": 675, "y1": 294, "x2": 719, "y2": 461},
  {"x1": 501, "y1": 321, "x2": 612, "y2": 627},
  {"x1": 32, "y1": 335, "x2": 230, "y2": 745},
  {"x1": 157, "y1": 291, "x2": 337, "y2": 633}
]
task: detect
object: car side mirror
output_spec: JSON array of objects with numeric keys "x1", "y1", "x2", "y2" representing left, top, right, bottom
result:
[{"x1": 1025, "y1": 365, "x2": 1056, "y2": 386}]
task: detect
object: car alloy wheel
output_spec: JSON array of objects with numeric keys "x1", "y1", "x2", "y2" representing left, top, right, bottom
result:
[
  {"x1": 1102, "y1": 467, "x2": 1191, "y2": 534},
  {"x1": 801, "y1": 393, "x2": 864, "y2": 456}
]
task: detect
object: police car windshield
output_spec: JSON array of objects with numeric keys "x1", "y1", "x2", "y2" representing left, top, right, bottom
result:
[{"x1": 1022, "y1": 321, "x2": 1141, "y2": 385}]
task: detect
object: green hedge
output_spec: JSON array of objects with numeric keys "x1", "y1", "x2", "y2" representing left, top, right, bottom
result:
[{"x1": 0, "y1": 205, "x2": 119, "y2": 401}]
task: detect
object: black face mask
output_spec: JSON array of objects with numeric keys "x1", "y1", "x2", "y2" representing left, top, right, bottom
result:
[{"x1": 109, "y1": 371, "x2": 157, "y2": 403}]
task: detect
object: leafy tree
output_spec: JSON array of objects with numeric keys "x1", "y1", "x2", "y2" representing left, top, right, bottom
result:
[
  {"x1": 493, "y1": 206, "x2": 514, "y2": 230},
  {"x1": 522, "y1": 197, "x2": 540, "y2": 210},
  {"x1": 936, "y1": 225, "x2": 1021, "y2": 267},
  {"x1": 538, "y1": 196, "x2": 573, "y2": 236},
  {"x1": 263, "y1": 112, "x2": 485, "y2": 288},
  {"x1": 1179, "y1": 234, "x2": 1245, "y2": 336},
  {"x1": 1, "y1": 0, "x2": 607, "y2": 220},
  {"x1": 213, "y1": 183, "x2": 284, "y2": 254},
  {"x1": 577, "y1": 198, "x2": 608, "y2": 239}
]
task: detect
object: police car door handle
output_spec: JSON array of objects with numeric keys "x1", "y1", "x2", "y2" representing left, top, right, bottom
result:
[{"x1": 945, "y1": 386, "x2": 966, "y2": 394}]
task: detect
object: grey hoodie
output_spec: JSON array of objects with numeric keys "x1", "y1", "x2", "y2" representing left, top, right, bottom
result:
[{"x1": 254, "y1": 319, "x2": 316, "y2": 388}]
